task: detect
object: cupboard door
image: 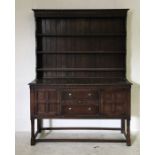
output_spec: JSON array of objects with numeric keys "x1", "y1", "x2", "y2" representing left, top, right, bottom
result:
[
  {"x1": 35, "y1": 89, "x2": 60, "y2": 116},
  {"x1": 100, "y1": 88, "x2": 130, "y2": 117}
]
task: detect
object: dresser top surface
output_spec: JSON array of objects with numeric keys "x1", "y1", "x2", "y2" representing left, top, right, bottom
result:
[
  {"x1": 29, "y1": 78, "x2": 131, "y2": 86},
  {"x1": 33, "y1": 9, "x2": 129, "y2": 11}
]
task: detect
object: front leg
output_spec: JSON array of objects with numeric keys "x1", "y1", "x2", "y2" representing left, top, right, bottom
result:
[
  {"x1": 126, "y1": 119, "x2": 131, "y2": 146},
  {"x1": 37, "y1": 119, "x2": 42, "y2": 133},
  {"x1": 31, "y1": 118, "x2": 35, "y2": 145},
  {"x1": 121, "y1": 118, "x2": 125, "y2": 133}
]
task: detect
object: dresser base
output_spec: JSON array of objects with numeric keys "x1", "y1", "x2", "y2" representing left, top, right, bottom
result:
[{"x1": 30, "y1": 118, "x2": 131, "y2": 146}]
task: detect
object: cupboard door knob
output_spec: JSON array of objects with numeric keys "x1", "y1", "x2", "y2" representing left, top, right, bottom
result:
[
  {"x1": 88, "y1": 107, "x2": 92, "y2": 111},
  {"x1": 88, "y1": 93, "x2": 92, "y2": 96},
  {"x1": 68, "y1": 107, "x2": 72, "y2": 110},
  {"x1": 68, "y1": 93, "x2": 72, "y2": 96}
]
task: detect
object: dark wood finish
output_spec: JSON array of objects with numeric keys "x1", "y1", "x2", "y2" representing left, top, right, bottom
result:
[
  {"x1": 100, "y1": 87, "x2": 130, "y2": 117},
  {"x1": 37, "y1": 119, "x2": 42, "y2": 133},
  {"x1": 34, "y1": 88, "x2": 60, "y2": 116},
  {"x1": 30, "y1": 118, "x2": 35, "y2": 145},
  {"x1": 41, "y1": 127, "x2": 121, "y2": 130},
  {"x1": 29, "y1": 9, "x2": 132, "y2": 146},
  {"x1": 121, "y1": 118, "x2": 125, "y2": 133},
  {"x1": 36, "y1": 139, "x2": 126, "y2": 143},
  {"x1": 33, "y1": 9, "x2": 128, "y2": 18},
  {"x1": 127, "y1": 119, "x2": 131, "y2": 146}
]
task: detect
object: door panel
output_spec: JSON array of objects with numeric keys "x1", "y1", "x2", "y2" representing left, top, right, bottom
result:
[
  {"x1": 100, "y1": 87, "x2": 130, "y2": 117},
  {"x1": 35, "y1": 89, "x2": 60, "y2": 115}
]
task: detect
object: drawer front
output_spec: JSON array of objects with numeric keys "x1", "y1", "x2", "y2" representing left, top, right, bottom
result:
[
  {"x1": 61, "y1": 89, "x2": 99, "y2": 100},
  {"x1": 62, "y1": 105, "x2": 99, "y2": 115},
  {"x1": 34, "y1": 89, "x2": 60, "y2": 115},
  {"x1": 100, "y1": 87, "x2": 130, "y2": 117}
]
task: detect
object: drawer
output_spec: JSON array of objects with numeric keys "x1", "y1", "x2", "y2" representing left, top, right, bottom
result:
[
  {"x1": 61, "y1": 89, "x2": 99, "y2": 100},
  {"x1": 62, "y1": 105, "x2": 99, "y2": 115}
]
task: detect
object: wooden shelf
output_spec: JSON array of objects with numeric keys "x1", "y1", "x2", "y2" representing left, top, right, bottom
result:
[
  {"x1": 37, "y1": 51, "x2": 126, "y2": 54},
  {"x1": 40, "y1": 77, "x2": 125, "y2": 79},
  {"x1": 37, "y1": 68, "x2": 125, "y2": 71},
  {"x1": 36, "y1": 33, "x2": 125, "y2": 37},
  {"x1": 35, "y1": 10, "x2": 127, "y2": 79}
]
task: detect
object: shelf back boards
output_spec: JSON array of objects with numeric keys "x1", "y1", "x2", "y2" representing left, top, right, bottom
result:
[{"x1": 33, "y1": 9, "x2": 128, "y2": 79}]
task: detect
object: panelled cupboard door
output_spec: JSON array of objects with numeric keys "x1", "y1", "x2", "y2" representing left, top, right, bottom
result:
[
  {"x1": 100, "y1": 87, "x2": 130, "y2": 117},
  {"x1": 34, "y1": 89, "x2": 60, "y2": 116}
]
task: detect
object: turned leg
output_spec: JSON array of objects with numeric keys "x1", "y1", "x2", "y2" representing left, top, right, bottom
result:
[
  {"x1": 31, "y1": 118, "x2": 35, "y2": 145},
  {"x1": 126, "y1": 119, "x2": 131, "y2": 146},
  {"x1": 37, "y1": 119, "x2": 42, "y2": 133},
  {"x1": 121, "y1": 118, "x2": 125, "y2": 133}
]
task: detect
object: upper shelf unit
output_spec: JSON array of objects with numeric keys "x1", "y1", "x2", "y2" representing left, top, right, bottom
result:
[{"x1": 33, "y1": 9, "x2": 128, "y2": 79}]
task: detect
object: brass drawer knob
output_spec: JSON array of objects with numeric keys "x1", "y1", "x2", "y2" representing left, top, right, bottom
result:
[
  {"x1": 88, "y1": 107, "x2": 92, "y2": 111},
  {"x1": 88, "y1": 93, "x2": 92, "y2": 96},
  {"x1": 68, "y1": 107, "x2": 72, "y2": 110},
  {"x1": 78, "y1": 100, "x2": 81, "y2": 103},
  {"x1": 68, "y1": 93, "x2": 72, "y2": 96}
]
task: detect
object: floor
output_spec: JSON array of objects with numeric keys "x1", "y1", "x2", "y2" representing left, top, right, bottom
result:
[{"x1": 15, "y1": 131, "x2": 139, "y2": 155}]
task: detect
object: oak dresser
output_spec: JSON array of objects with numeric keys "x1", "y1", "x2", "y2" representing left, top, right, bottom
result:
[{"x1": 29, "y1": 9, "x2": 132, "y2": 146}]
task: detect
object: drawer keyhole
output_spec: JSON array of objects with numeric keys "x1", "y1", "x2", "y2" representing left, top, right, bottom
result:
[{"x1": 78, "y1": 100, "x2": 81, "y2": 103}]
